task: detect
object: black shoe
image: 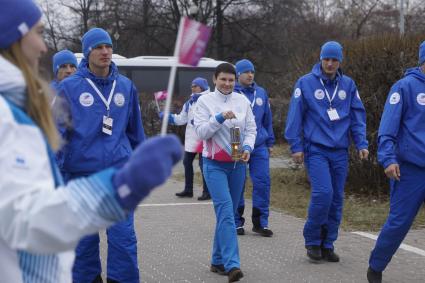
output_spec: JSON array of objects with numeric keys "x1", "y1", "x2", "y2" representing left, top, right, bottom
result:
[
  {"x1": 367, "y1": 267, "x2": 382, "y2": 283},
  {"x1": 252, "y1": 226, "x2": 273, "y2": 237},
  {"x1": 236, "y1": 227, "x2": 245, "y2": 235},
  {"x1": 321, "y1": 248, "x2": 340, "y2": 262},
  {"x1": 306, "y1": 245, "x2": 322, "y2": 262},
  {"x1": 210, "y1": 264, "x2": 226, "y2": 275},
  {"x1": 197, "y1": 191, "x2": 211, "y2": 200},
  {"x1": 175, "y1": 190, "x2": 193, "y2": 197},
  {"x1": 227, "y1": 268, "x2": 244, "y2": 282}
]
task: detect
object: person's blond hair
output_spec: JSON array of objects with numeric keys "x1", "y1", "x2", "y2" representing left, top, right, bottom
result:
[{"x1": 1, "y1": 42, "x2": 59, "y2": 150}]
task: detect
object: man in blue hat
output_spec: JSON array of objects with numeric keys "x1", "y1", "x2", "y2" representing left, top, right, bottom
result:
[
  {"x1": 285, "y1": 41, "x2": 369, "y2": 262},
  {"x1": 51, "y1": 50, "x2": 77, "y2": 91},
  {"x1": 53, "y1": 28, "x2": 145, "y2": 283},
  {"x1": 234, "y1": 59, "x2": 275, "y2": 237},
  {"x1": 367, "y1": 40, "x2": 425, "y2": 283}
]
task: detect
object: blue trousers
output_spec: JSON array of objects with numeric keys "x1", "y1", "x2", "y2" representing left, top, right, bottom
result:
[
  {"x1": 203, "y1": 158, "x2": 246, "y2": 272},
  {"x1": 369, "y1": 162, "x2": 425, "y2": 272},
  {"x1": 235, "y1": 145, "x2": 271, "y2": 228},
  {"x1": 72, "y1": 213, "x2": 139, "y2": 283},
  {"x1": 303, "y1": 144, "x2": 348, "y2": 249},
  {"x1": 64, "y1": 173, "x2": 140, "y2": 283},
  {"x1": 183, "y1": 151, "x2": 209, "y2": 194}
]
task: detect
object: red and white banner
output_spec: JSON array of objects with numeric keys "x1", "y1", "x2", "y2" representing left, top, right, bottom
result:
[{"x1": 178, "y1": 17, "x2": 212, "y2": 66}]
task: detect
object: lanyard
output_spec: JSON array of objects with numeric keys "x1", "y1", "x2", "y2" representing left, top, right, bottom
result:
[
  {"x1": 320, "y1": 79, "x2": 338, "y2": 107},
  {"x1": 248, "y1": 90, "x2": 256, "y2": 109},
  {"x1": 86, "y1": 78, "x2": 116, "y2": 113}
]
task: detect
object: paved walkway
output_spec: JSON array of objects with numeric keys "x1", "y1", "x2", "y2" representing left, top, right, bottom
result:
[{"x1": 98, "y1": 164, "x2": 425, "y2": 282}]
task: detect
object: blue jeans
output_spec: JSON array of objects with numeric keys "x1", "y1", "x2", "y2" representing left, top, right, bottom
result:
[{"x1": 203, "y1": 158, "x2": 246, "y2": 272}]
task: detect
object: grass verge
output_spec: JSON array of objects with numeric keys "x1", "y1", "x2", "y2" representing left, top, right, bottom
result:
[{"x1": 173, "y1": 166, "x2": 425, "y2": 231}]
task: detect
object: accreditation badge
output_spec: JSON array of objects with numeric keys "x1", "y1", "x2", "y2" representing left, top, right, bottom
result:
[
  {"x1": 102, "y1": 115, "x2": 113, "y2": 135},
  {"x1": 327, "y1": 108, "x2": 340, "y2": 121}
]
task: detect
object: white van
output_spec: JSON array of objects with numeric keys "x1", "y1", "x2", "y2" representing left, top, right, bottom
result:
[{"x1": 74, "y1": 53, "x2": 226, "y2": 97}]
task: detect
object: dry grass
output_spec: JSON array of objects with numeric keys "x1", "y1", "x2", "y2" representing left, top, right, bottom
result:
[{"x1": 173, "y1": 166, "x2": 425, "y2": 232}]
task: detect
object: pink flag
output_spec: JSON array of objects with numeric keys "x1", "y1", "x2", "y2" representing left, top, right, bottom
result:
[
  {"x1": 178, "y1": 17, "x2": 212, "y2": 66},
  {"x1": 154, "y1": 90, "x2": 168, "y2": 101}
]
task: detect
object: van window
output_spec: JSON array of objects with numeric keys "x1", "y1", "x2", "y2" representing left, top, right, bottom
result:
[{"x1": 118, "y1": 66, "x2": 215, "y2": 97}]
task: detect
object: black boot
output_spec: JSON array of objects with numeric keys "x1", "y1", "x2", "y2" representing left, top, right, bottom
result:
[
  {"x1": 175, "y1": 190, "x2": 193, "y2": 197},
  {"x1": 210, "y1": 264, "x2": 226, "y2": 275},
  {"x1": 197, "y1": 190, "x2": 211, "y2": 200},
  {"x1": 321, "y1": 248, "x2": 340, "y2": 262},
  {"x1": 367, "y1": 267, "x2": 382, "y2": 283},
  {"x1": 306, "y1": 245, "x2": 322, "y2": 262},
  {"x1": 227, "y1": 268, "x2": 244, "y2": 282},
  {"x1": 236, "y1": 227, "x2": 245, "y2": 235},
  {"x1": 252, "y1": 226, "x2": 273, "y2": 237}
]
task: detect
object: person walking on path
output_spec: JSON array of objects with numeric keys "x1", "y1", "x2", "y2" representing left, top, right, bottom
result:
[
  {"x1": 194, "y1": 63, "x2": 256, "y2": 282},
  {"x1": 0, "y1": 1, "x2": 182, "y2": 282},
  {"x1": 367, "y1": 41, "x2": 425, "y2": 283},
  {"x1": 53, "y1": 28, "x2": 145, "y2": 283},
  {"x1": 285, "y1": 41, "x2": 369, "y2": 263},
  {"x1": 233, "y1": 59, "x2": 275, "y2": 237},
  {"x1": 166, "y1": 77, "x2": 211, "y2": 201}
]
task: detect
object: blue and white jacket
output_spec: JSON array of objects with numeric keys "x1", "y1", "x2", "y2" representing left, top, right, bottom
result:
[
  {"x1": 285, "y1": 63, "x2": 368, "y2": 153},
  {"x1": 378, "y1": 67, "x2": 425, "y2": 168},
  {"x1": 169, "y1": 89, "x2": 209, "y2": 153},
  {"x1": 0, "y1": 55, "x2": 126, "y2": 283},
  {"x1": 235, "y1": 82, "x2": 275, "y2": 148},
  {"x1": 54, "y1": 59, "x2": 145, "y2": 177},
  {"x1": 194, "y1": 89, "x2": 257, "y2": 162}
]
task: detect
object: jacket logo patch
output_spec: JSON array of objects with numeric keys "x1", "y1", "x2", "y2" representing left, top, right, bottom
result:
[
  {"x1": 13, "y1": 155, "x2": 29, "y2": 170},
  {"x1": 417, "y1": 93, "x2": 425, "y2": 106},
  {"x1": 79, "y1": 92, "x2": 94, "y2": 107},
  {"x1": 256, "y1": 97, "x2": 263, "y2": 106},
  {"x1": 338, "y1": 90, "x2": 346, "y2": 100},
  {"x1": 389, "y1": 92, "x2": 400, "y2": 105},
  {"x1": 114, "y1": 93, "x2": 125, "y2": 107},
  {"x1": 314, "y1": 89, "x2": 325, "y2": 100},
  {"x1": 294, "y1": 88, "x2": 301, "y2": 98}
]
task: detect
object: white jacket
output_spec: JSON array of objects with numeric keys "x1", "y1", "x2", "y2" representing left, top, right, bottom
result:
[
  {"x1": 0, "y1": 55, "x2": 126, "y2": 283},
  {"x1": 171, "y1": 90, "x2": 209, "y2": 153},
  {"x1": 194, "y1": 89, "x2": 257, "y2": 162}
]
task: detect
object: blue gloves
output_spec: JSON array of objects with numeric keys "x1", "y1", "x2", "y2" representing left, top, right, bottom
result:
[
  {"x1": 113, "y1": 134, "x2": 183, "y2": 210},
  {"x1": 158, "y1": 111, "x2": 175, "y2": 124}
]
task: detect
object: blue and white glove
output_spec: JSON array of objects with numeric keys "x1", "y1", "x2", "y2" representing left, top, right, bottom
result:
[{"x1": 113, "y1": 134, "x2": 183, "y2": 210}]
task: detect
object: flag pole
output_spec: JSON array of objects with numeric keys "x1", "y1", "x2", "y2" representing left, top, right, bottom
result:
[{"x1": 161, "y1": 17, "x2": 185, "y2": 136}]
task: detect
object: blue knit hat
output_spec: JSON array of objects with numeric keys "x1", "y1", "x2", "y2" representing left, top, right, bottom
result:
[
  {"x1": 191, "y1": 77, "x2": 209, "y2": 91},
  {"x1": 0, "y1": 0, "x2": 42, "y2": 49},
  {"x1": 419, "y1": 41, "x2": 425, "y2": 66},
  {"x1": 235, "y1": 59, "x2": 255, "y2": 76},
  {"x1": 52, "y1": 50, "x2": 77, "y2": 75},
  {"x1": 320, "y1": 41, "x2": 343, "y2": 62},
  {"x1": 81, "y1": 28, "x2": 113, "y2": 58}
]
